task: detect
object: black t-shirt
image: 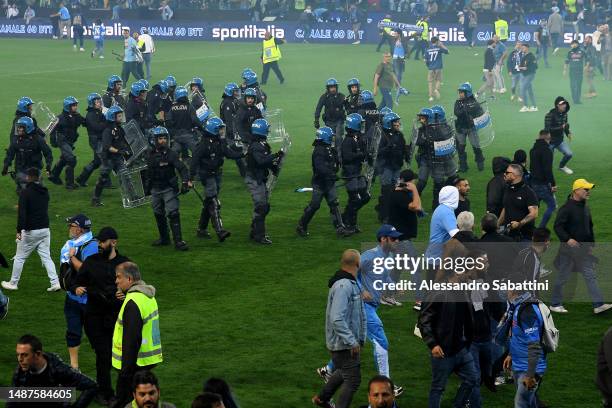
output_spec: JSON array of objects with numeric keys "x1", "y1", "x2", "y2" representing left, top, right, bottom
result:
[
  {"x1": 503, "y1": 181, "x2": 538, "y2": 239},
  {"x1": 388, "y1": 189, "x2": 417, "y2": 240},
  {"x1": 455, "y1": 197, "x2": 471, "y2": 217}
]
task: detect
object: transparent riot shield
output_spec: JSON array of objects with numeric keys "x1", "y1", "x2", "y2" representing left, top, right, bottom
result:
[
  {"x1": 265, "y1": 108, "x2": 291, "y2": 194},
  {"x1": 31, "y1": 102, "x2": 59, "y2": 137},
  {"x1": 122, "y1": 120, "x2": 149, "y2": 166},
  {"x1": 363, "y1": 123, "x2": 383, "y2": 194},
  {"x1": 118, "y1": 162, "x2": 150, "y2": 208}
]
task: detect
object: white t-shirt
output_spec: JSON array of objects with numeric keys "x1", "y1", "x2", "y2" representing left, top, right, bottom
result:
[{"x1": 139, "y1": 33, "x2": 155, "y2": 54}]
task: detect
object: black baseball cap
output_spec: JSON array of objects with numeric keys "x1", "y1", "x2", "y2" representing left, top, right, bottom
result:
[
  {"x1": 66, "y1": 214, "x2": 92, "y2": 230},
  {"x1": 96, "y1": 227, "x2": 118, "y2": 241}
]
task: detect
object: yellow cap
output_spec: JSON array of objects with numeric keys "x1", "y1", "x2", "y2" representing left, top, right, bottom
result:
[{"x1": 572, "y1": 178, "x2": 595, "y2": 191}]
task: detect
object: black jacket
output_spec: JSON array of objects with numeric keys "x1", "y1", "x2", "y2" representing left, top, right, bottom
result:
[
  {"x1": 190, "y1": 131, "x2": 242, "y2": 178},
  {"x1": 341, "y1": 130, "x2": 366, "y2": 178},
  {"x1": 246, "y1": 137, "x2": 278, "y2": 183},
  {"x1": 146, "y1": 84, "x2": 171, "y2": 122},
  {"x1": 311, "y1": 140, "x2": 339, "y2": 186},
  {"x1": 17, "y1": 182, "x2": 49, "y2": 232},
  {"x1": 484, "y1": 46, "x2": 496, "y2": 70},
  {"x1": 146, "y1": 147, "x2": 189, "y2": 191},
  {"x1": 529, "y1": 139, "x2": 555, "y2": 186},
  {"x1": 10, "y1": 111, "x2": 46, "y2": 140},
  {"x1": 55, "y1": 111, "x2": 86, "y2": 145},
  {"x1": 454, "y1": 95, "x2": 483, "y2": 133},
  {"x1": 9, "y1": 352, "x2": 97, "y2": 408},
  {"x1": 219, "y1": 95, "x2": 240, "y2": 137},
  {"x1": 4, "y1": 133, "x2": 52, "y2": 172},
  {"x1": 418, "y1": 290, "x2": 474, "y2": 357},
  {"x1": 102, "y1": 90, "x2": 126, "y2": 110},
  {"x1": 235, "y1": 103, "x2": 263, "y2": 145},
  {"x1": 314, "y1": 91, "x2": 346, "y2": 124},
  {"x1": 101, "y1": 123, "x2": 129, "y2": 161},
  {"x1": 166, "y1": 100, "x2": 200, "y2": 134},
  {"x1": 343, "y1": 93, "x2": 360, "y2": 115},
  {"x1": 85, "y1": 107, "x2": 106, "y2": 140},
  {"x1": 597, "y1": 327, "x2": 612, "y2": 398},
  {"x1": 519, "y1": 51, "x2": 538, "y2": 75},
  {"x1": 486, "y1": 156, "x2": 511, "y2": 216},
  {"x1": 378, "y1": 128, "x2": 407, "y2": 170},
  {"x1": 554, "y1": 197, "x2": 595, "y2": 269},
  {"x1": 239, "y1": 83, "x2": 267, "y2": 108},
  {"x1": 125, "y1": 96, "x2": 153, "y2": 131},
  {"x1": 358, "y1": 101, "x2": 379, "y2": 133},
  {"x1": 544, "y1": 96, "x2": 571, "y2": 144}
]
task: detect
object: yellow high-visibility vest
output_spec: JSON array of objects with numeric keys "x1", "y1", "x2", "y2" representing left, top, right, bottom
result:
[
  {"x1": 112, "y1": 292, "x2": 163, "y2": 370},
  {"x1": 417, "y1": 20, "x2": 429, "y2": 40},
  {"x1": 262, "y1": 37, "x2": 282, "y2": 64},
  {"x1": 495, "y1": 19, "x2": 509, "y2": 40},
  {"x1": 381, "y1": 18, "x2": 392, "y2": 35},
  {"x1": 566, "y1": 0, "x2": 576, "y2": 13}
]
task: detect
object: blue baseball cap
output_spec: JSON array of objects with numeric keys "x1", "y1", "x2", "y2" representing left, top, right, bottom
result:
[{"x1": 376, "y1": 224, "x2": 402, "y2": 240}]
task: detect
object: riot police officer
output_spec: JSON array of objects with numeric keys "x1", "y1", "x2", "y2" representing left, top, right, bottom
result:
[
  {"x1": 125, "y1": 81, "x2": 152, "y2": 132},
  {"x1": 147, "y1": 79, "x2": 170, "y2": 125},
  {"x1": 220, "y1": 82, "x2": 246, "y2": 177},
  {"x1": 145, "y1": 126, "x2": 191, "y2": 251},
  {"x1": 164, "y1": 74, "x2": 178, "y2": 105},
  {"x1": 166, "y1": 86, "x2": 201, "y2": 159},
  {"x1": 76, "y1": 93, "x2": 106, "y2": 187},
  {"x1": 412, "y1": 106, "x2": 458, "y2": 210},
  {"x1": 190, "y1": 117, "x2": 242, "y2": 241},
  {"x1": 377, "y1": 112, "x2": 408, "y2": 223},
  {"x1": 358, "y1": 90, "x2": 380, "y2": 134},
  {"x1": 297, "y1": 127, "x2": 351, "y2": 237},
  {"x1": 48, "y1": 96, "x2": 86, "y2": 189},
  {"x1": 341, "y1": 113, "x2": 370, "y2": 233},
  {"x1": 2, "y1": 117, "x2": 53, "y2": 195},
  {"x1": 10, "y1": 97, "x2": 46, "y2": 141},
  {"x1": 92, "y1": 106, "x2": 129, "y2": 206},
  {"x1": 314, "y1": 78, "x2": 346, "y2": 149},
  {"x1": 454, "y1": 82, "x2": 485, "y2": 172},
  {"x1": 240, "y1": 69, "x2": 267, "y2": 111},
  {"x1": 102, "y1": 75, "x2": 126, "y2": 109},
  {"x1": 189, "y1": 77, "x2": 207, "y2": 111},
  {"x1": 244, "y1": 119, "x2": 284, "y2": 244},
  {"x1": 235, "y1": 88, "x2": 263, "y2": 146},
  {"x1": 343, "y1": 78, "x2": 361, "y2": 115}
]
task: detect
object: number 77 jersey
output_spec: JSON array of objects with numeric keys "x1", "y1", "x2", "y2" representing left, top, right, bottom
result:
[{"x1": 425, "y1": 45, "x2": 449, "y2": 70}]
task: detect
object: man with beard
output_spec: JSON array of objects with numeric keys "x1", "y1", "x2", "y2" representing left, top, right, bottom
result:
[
  {"x1": 129, "y1": 370, "x2": 176, "y2": 408},
  {"x1": 447, "y1": 175, "x2": 470, "y2": 216},
  {"x1": 235, "y1": 88, "x2": 263, "y2": 146},
  {"x1": 498, "y1": 164, "x2": 539, "y2": 242},
  {"x1": 103, "y1": 75, "x2": 126, "y2": 110},
  {"x1": 360, "y1": 375, "x2": 399, "y2": 408}
]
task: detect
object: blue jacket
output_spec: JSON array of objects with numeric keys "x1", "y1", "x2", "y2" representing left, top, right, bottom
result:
[
  {"x1": 325, "y1": 270, "x2": 366, "y2": 351},
  {"x1": 510, "y1": 299, "x2": 547, "y2": 376},
  {"x1": 358, "y1": 245, "x2": 394, "y2": 307}
]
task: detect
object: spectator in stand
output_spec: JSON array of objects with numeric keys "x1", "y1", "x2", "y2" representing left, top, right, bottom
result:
[
  {"x1": 24, "y1": 5, "x2": 35, "y2": 24},
  {"x1": 159, "y1": 1, "x2": 173, "y2": 20},
  {"x1": 530, "y1": 130, "x2": 556, "y2": 228},
  {"x1": 6, "y1": 3, "x2": 19, "y2": 19},
  {"x1": 203, "y1": 377, "x2": 240, "y2": 408},
  {"x1": 547, "y1": 6, "x2": 564, "y2": 54}
]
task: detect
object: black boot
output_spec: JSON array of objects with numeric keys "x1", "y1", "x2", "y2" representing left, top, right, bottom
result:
[
  {"x1": 457, "y1": 144, "x2": 468, "y2": 172},
  {"x1": 76, "y1": 166, "x2": 94, "y2": 187},
  {"x1": 236, "y1": 159, "x2": 247, "y2": 178},
  {"x1": 152, "y1": 213, "x2": 170, "y2": 246},
  {"x1": 48, "y1": 165, "x2": 63, "y2": 185},
  {"x1": 331, "y1": 205, "x2": 352, "y2": 237},
  {"x1": 209, "y1": 198, "x2": 231, "y2": 242},
  {"x1": 168, "y1": 212, "x2": 188, "y2": 251},
  {"x1": 474, "y1": 147, "x2": 485, "y2": 171},
  {"x1": 197, "y1": 207, "x2": 211, "y2": 238},
  {"x1": 65, "y1": 166, "x2": 78, "y2": 190},
  {"x1": 297, "y1": 205, "x2": 316, "y2": 237},
  {"x1": 378, "y1": 184, "x2": 394, "y2": 224},
  {"x1": 251, "y1": 216, "x2": 271, "y2": 244}
]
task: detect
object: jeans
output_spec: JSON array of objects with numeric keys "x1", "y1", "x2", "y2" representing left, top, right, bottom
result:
[
  {"x1": 531, "y1": 183, "x2": 556, "y2": 228},
  {"x1": 121, "y1": 61, "x2": 143, "y2": 86},
  {"x1": 64, "y1": 295, "x2": 86, "y2": 347},
  {"x1": 520, "y1": 73, "x2": 536, "y2": 107},
  {"x1": 142, "y1": 53, "x2": 152, "y2": 80},
  {"x1": 72, "y1": 27, "x2": 84, "y2": 47},
  {"x1": 429, "y1": 347, "x2": 479, "y2": 408},
  {"x1": 551, "y1": 254, "x2": 604, "y2": 308},
  {"x1": 379, "y1": 88, "x2": 393, "y2": 109},
  {"x1": 94, "y1": 39, "x2": 104, "y2": 57},
  {"x1": 318, "y1": 349, "x2": 361, "y2": 408},
  {"x1": 569, "y1": 71, "x2": 583, "y2": 104},
  {"x1": 511, "y1": 73, "x2": 521, "y2": 96},
  {"x1": 392, "y1": 58, "x2": 405, "y2": 84},
  {"x1": 537, "y1": 41, "x2": 550, "y2": 67},
  {"x1": 549, "y1": 140, "x2": 573, "y2": 168},
  {"x1": 0, "y1": 289, "x2": 7, "y2": 307},
  {"x1": 513, "y1": 372, "x2": 541, "y2": 408},
  {"x1": 9, "y1": 228, "x2": 58, "y2": 286},
  {"x1": 261, "y1": 61, "x2": 284, "y2": 84},
  {"x1": 551, "y1": 33, "x2": 560, "y2": 49},
  {"x1": 469, "y1": 341, "x2": 493, "y2": 408}
]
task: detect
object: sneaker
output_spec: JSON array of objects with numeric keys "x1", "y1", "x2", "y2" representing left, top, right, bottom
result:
[
  {"x1": 312, "y1": 395, "x2": 335, "y2": 408},
  {"x1": 1, "y1": 281, "x2": 18, "y2": 291},
  {"x1": 594, "y1": 304, "x2": 612, "y2": 314},
  {"x1": 428, "y1": 96, "x2": 434, "y2": 102},
  {"x1": 91, "y1": 198, "x2": 104, "y2": 207},
  {"x1": 413, "y1": 324, "x2": 422, "y2": 338},
  {"x1": 413, "y1": 301, "x2": 422, "y2": 311},
  {"x1": 559, "y1": 166, "x2": 574, "y2": 175},
  {"x1": 510, "y1": 95, "x2": 515, "y2": 101},
  {"x1": 73, "y1": 44, "x2": 77, "y2": 50},
  {"x1": 380, "y1": 296, "x2": 403, "y2": 306},
  {"x1": 99, "y1": 55, "x2": 105, "y2": 59},
  {"x1": 47, "y1": 284, "x2": 61, "y2": 292},
  {"x1": 52, "y1": 35, "x2": 58, "y2": 39},
  {"x1": 539, "y1": 267, "x2": 553, "y2": 278},
  {"x1": 529, "y1": 106, "x2": 538, "y2": 112},
  {"x1": 174, "y1": 241, "x2": 189, "y2": 251},
  {"x1": 393, "y1": 385, "x2": 404, "y2": 397},
  {"x1": 434, "y1": 90, "x2": 440, "y2": 99},
  {"x1": 79, "y1": 47, "x2": 85, "y2": 52},
  {"x1": 494, "y1": 375, "x2": 513, "y2": 386},
  {"x1": 550, "y1": 305, "x2": 569, "y2": 313},
  {"x1": 553, "y1": 47, "x2": 559, "y2": 55},
  {"x1": 197, "y1": 229, "x2": 211, "y2": 239},
  {"x1": 0, "y1": 297, "x2": 8, "y2": 320},
  {"x1": 352, "y1": 40, "x2": 360, "y2": 45},
  {"x1": 316, "y1": 366, "x2": 332, "y2": 383},
  {"x1": 499, "y1": 87, "x2": 507, "y2": 94},
  {"x1": 519, "y1": 106, "x2": 530, "y2": 112},
  {"x1": 518, "y1": 97, "x2": 523, "y2": 103}
]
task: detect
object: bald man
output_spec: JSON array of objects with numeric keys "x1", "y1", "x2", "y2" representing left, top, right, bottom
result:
[{"x1": 313, "y1": 249, "x2": 366, "y2": 408}]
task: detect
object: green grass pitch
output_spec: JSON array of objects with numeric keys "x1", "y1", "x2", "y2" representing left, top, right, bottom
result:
[{"x1": 0, "y1": 38, "x2": 611, "y2": 407}]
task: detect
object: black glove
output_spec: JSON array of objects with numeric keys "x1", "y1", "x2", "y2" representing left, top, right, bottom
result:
[
  {"x1": 1, "y1": 167, "x2": 7, "y2": 176},
  {"x1": 276, "y1": 150, "x2": 285, "y2": 159},
  {"x1": 181, "y1": 181, "x2": 190, "y2": 194},
  {"x1": 314, "y1": 120, "x2": 320, "y2": 129}
]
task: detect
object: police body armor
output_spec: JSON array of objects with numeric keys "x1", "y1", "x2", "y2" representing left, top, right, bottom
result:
[
  {"x1": 417, "y1": 121, "x2": 456, "y2": 165},
  {"x1": 13, "y1": 135, "x2": 45, "y2": 171},
  {"x1": 147, "y1": 148, "x2": 180, "y2": 191},
  {"x1": 246, "y1": 140, "x2": 272, "y2": 184},
  {"x1": 454, "y1": 96, "x2": 484, "y2": 133}
]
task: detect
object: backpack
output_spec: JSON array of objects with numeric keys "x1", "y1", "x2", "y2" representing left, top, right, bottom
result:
[
  {"x1": 59, "y1": 239, "x2": 97, "y2": 291},
  {"x1": 518, "y1": 301, "x2": 560, "y2": 353}
]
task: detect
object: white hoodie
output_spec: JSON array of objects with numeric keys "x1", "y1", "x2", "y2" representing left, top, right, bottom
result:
[{"x1": 439, "y1": 185, "x2": 459, "y2": 211}]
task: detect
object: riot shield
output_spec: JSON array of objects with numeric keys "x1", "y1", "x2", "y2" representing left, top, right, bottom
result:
[
  {"x1": 122, "y1": 120, "x2": 149, "y2": 166},
  {"x1": 363, "y1": 123, "x2": 383, "y2": 194},
  {"x1": 265, "y1": 108, "x2": 291, "y2": 194},
  {"x1": 31, "y1": 102, "x2": 59, "y2": 137},
  {"x1": 118, "y1": 162, "x2": 150, "y2": 208},
  {"x1": 472, "y1": 100, "x2": 495, "y2": 148}
]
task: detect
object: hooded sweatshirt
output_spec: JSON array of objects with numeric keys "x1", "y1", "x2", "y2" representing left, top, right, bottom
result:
[
  {"x1": 486, "y1": 156, "x2": 511, "y2": 216},
  {"x1": 544, "y1": 96, "x2": 571, "y2": 145},
  {"x1": 425, "y1": 186, "x2": 459, "y2": 260},
  {"x1": 17, "y1": 182, "x2": 49, "y2": 232}
]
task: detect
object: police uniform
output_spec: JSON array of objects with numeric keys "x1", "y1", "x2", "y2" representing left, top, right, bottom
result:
[
  {"x1": 343, "y1": 93, "x2": 360, "y2": 115},
  {"x1": 314, "y1": 90, "x2": 346, "y2": 149},
  {"x1": 9, "y1": 111, "x2": 46, "y2": 141},
  {"x1": 565, "y1": 46, "x2": 585, "y2": 104},
  {"x1": 239, "y1": 83, "x2": 267, "y2": 111},
  {"x1": 235, "y1": 101, "x2": 263, "y2": 146},
  {"x1": 102, "y1": 90, "x2": 126, "y2": 110},
  {"x1": 454, "y1": 95, "x2": 485, "y2": 172},
  {"x1": 220, "y1": 92, "x2": 247, "y2": 177},
  {"x1": 166, "y1": 98, "x2": 200, "y2": 157},
  {"x1": 190, "y1": 129, "x2": 242, "y2": 241},
  {"x1": 358, "y1": 101, "x2": 380, "y2": 134},
  {"x1": 125, "y1": 94, "x2": 152, "y2": 132},
  {"x1": 145, "y1": 141, "x2": 190, "y2": 250},
  {"x1": 76, "y1": 105, "x2": 106, "y2": 186},
  {"x1": 341, "y1": 129, "x2": 370, "y2": 231},
  {"x1": 297, "y1": 137, "x2": 348, "y2": 236},
  {"x1": 146, "y1": 83, "x2": 171, "y2": 123},
  {"x1": 414, "y1": 119, "x2": 458, "y2": 210},
  {"x1": 92, "y1": 122, "x2": 129, "y2": 205},
  {"x1": 3, "y1": 127, "x2": 53, "y2": 194},
  {"x1": 244, "y1": 134, "x2": 281, "y2": 244},
  {"x1": 376, "y1": 126, "x2": 407, "y2": 222},
  {"x1": 49, "y1": 110, "x2": 86, "y2": 188}
]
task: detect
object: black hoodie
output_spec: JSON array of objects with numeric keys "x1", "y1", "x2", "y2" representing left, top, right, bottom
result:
[
  {"x1": 486, "y1": 156, "x2": 511, "y2": 216},
  {"x1": 544, "y1": 96, "x2": 571, "y2": 145},
  {"x1": 17, "y1": 182, "x2": 49, "y2": 232},
  {"x1": 328, "y1": 269, "x2": 356, "y2": 288}
]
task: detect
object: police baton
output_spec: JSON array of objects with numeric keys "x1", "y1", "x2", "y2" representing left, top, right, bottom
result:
[
  {"x1": 111, "y1": 50, "x2": 124, "y2": 62},
  {"x1": 190, "y1": 185, "x2": 206, "y2": 205}
]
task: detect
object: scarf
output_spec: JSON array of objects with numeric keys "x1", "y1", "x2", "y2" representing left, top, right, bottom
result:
[{"x1": 60, "y1": 231, "x2": 93, "y2": 264}]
